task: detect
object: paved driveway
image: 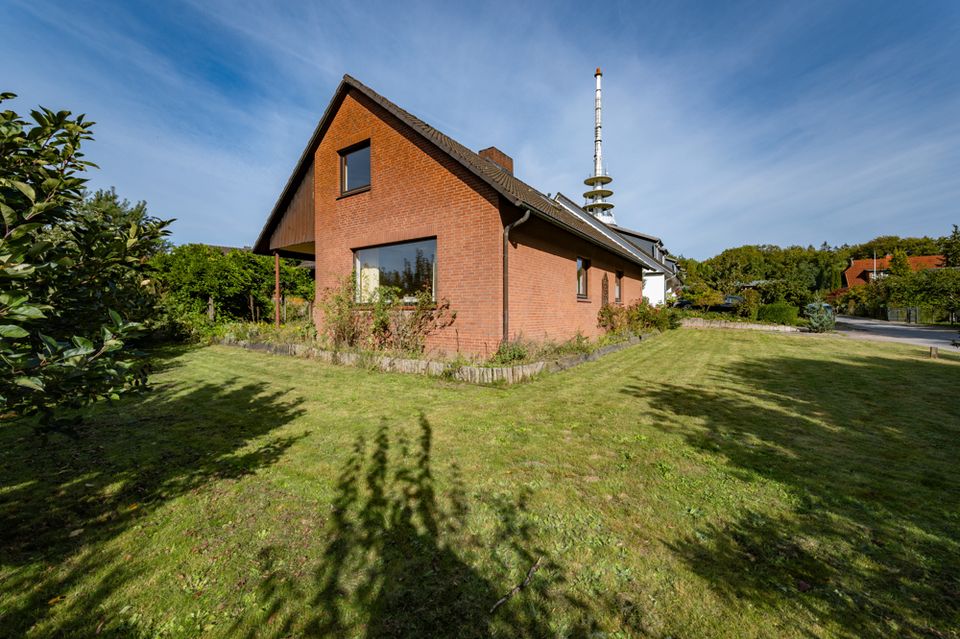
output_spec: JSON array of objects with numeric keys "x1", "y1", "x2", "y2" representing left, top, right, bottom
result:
[{"x1": 835, "y1": 315, "x2": 959, "y2": 349}]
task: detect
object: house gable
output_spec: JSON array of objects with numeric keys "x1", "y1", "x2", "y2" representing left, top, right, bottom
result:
[
  {"x1": 267, "y1": 160, "x2": 314, "y2": 257},
  {"x1": 311, "y1": 87, "x2": 505, "y2": 354}
]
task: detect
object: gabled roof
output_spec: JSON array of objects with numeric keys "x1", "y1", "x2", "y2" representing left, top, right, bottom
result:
[
  {"x1": 254, "y1": 74, "x2": 649, "y2": 267},
  {"x1": 843, "y1": 254, "x2": 945, "y2": 286},
  {"x1": 608, "y1": 224, "x2": 662, "y2": 245},
  {"x1": 553, "y1": 193, "x2": 663, "y2": 273}
]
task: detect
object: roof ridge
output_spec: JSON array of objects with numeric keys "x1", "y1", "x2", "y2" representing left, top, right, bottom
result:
[{"x1": 255, "y1": 74, "x2": 651, "y2": 268}]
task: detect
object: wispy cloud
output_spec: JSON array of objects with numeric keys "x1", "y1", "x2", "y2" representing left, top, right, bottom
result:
[{"x1": 2, "y1": 0, "x2": 957, "y2": 257}]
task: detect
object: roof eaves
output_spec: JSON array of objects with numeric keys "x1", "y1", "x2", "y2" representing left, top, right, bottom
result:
[
  {"x1": 608, "y1": 224, "x2": 662, "y2": 244},
  {"x1": 553, "y1": 193, "x2": 663, "y2": 271},
  {"x1": 255, "y1": 74, "x2": 654, "y2": 267},
  {"x1": 253, "y1": 77, "x2": 350, "y2": 255}
]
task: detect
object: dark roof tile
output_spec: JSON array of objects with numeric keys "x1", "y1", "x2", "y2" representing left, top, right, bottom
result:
[{"x1": 255, "y1": 74, "x2": 649, "y2": 267}]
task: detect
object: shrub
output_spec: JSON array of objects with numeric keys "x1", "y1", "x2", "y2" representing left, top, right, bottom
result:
[
  {"x1": 736, "y1": 289, "x2": 761, "y2": 321},
  {"x1": 682, "y1": 282, "x2": 724, "y2": 309},
  {"x1": 626, "y1": 299, "x2": 680, "y2": 333},
  {"x1": 758, "y1": 301, "x2": 799, "y2": 325},
  {"x1": 599, "y1": 300, "x2": 679, "y2": 336},
  {"x1": 597, "y1": 304, "x2": 629, "y2": 332},
  {"x1": 318, "y1": 276, "x2": 456, "y2": 355},
  {"x1": 220, "y1": 320, "x2": 316, "y2": 345},
  {"x1": 152, "y1": 244, "x2": 313, "y2": 330},
  {"x1": 489, "y1": 339, "x2": 528, "y2": 366},
  {"x1": 806, "y1": 306, "x2": 836, "y2": 333},
  {"x1": 384, "y1": 289, "x2": 456, "y2": 354},
  {"x1": 0, "y1": 93, "x2": 171, "y2": 429},
  {"x1": 804, "y1": 294, "x2": 836, "y2": 333},
  {"x1": 319, "y1": 276, "x2": 364, "y2": 349}
]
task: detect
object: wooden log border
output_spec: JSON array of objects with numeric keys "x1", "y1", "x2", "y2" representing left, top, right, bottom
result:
[{"x1": 214, "y1": 333, "x2": 656, "y2": 385}]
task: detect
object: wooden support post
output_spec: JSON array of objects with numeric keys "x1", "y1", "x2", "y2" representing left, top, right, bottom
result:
[
  {"x1": 930, "y1": 346, "x2": 939, "y2": 359},
  {"x1": 274, "y1": 252, "x2": 281, "y2": 327}
]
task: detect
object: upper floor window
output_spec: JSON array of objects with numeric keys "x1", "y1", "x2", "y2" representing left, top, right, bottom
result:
[
  {"x1": 577, "y1": 257, "x2": 590, "y2": 298},
  {"x1": 615, "y1": 270, "x2": 623, "y2": 303},
  {"x1": 340, "y1": 141, "x2": 371, "y2": 195},
  {"x1": 355, "y1": 238, "x2": 436, "y2": 304}
]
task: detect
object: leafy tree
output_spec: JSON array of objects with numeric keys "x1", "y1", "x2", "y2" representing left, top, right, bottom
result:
[
  {"x1": 682, "y1": 281, "x2": 724, "y2": 309},
  {"x1": 151, "y1": 243, "x2": 314, "y2": 337},
  {"x1": 735, "y1": 288, "x2": 761, "y2": 320},
  {"x1": 888, "y1": 249, "x2": 911, "y2": 277},
  {"x1": 0, "y1": 93, "x2": 170, "y2": 428},
  {"x1": 939, "y1": 224, "x2": 960, "y2": 267},
  {"x1": 846, "y1": 235, "x2": 940, "y2": 259}
]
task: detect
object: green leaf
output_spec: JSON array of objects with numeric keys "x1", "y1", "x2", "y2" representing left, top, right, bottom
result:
[
  {"x1": 0, "y1": 201, "x2": 15, "y2": 225},
  {"x1": 71, "y1": 335, "x2": 94, "y2": 351},
  {"x1": 11, "y1": 181, "x2": 35, "y2": 202},
  {"x1": 14, "y1": 376, "x2": 44, "y2": 391},
  {"x1": 108, "y1": 309, "x2": 122, "y2": 326},
  {"x1": 0, "y1": 324, "x2": 29, "y2": 338},
  {"x1": 102, "y1": 339, "x2": 123, "y2": 353},
  {"x1": 8, "y1": 305, "x2": 45, "y2": 320},
  {"x1": 7, "y1": 222, "x2": 42, "y2": 241}
]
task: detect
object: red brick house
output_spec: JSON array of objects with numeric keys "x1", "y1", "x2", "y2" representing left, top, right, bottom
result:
[
  {"x1": 254, "y1": 75, "x2": 654, "y2": 357},
  {"x1": 843, "y1": 254, "x2": 944, "y2": 287}
]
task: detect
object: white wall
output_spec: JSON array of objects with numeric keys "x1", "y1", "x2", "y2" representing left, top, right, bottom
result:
[{"x1": 643, "y1": 272, "x2": 667, "y2": 306}]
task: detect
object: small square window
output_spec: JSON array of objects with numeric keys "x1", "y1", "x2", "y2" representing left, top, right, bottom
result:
[
  {"x1": 340, "y1": 141, "x2": 371, "y2": 194},
  {"x1": 615, "y1": 271, "x2": 623, "y2": 303},
  {"x1": 577, "y1": 257, "x2": 590, "y2": 298}
]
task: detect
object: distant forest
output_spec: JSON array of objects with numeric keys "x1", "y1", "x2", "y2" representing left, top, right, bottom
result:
[{"x1": 678, "y1": 227, "x2": 959, "y2": 307}]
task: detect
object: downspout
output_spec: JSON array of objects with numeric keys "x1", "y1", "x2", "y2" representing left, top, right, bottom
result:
[{"x1": 502, "y1": 208, "x2": 532, "y2": 343}]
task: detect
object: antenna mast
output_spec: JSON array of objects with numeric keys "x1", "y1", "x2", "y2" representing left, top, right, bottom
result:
[{"x1": 583, "y1": 67, "x2": 615, "y2": 224}]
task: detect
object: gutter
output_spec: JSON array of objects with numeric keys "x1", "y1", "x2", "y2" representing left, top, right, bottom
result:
[{"x1": 502, "y1": 208, "x2": 532, "y2": 343}]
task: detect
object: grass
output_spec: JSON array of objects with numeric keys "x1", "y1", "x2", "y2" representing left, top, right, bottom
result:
[{"x1": 1, "y1": 330, "x2": 958, "y2": 638}]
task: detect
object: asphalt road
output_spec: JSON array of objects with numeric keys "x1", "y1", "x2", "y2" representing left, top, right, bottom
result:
[{"x1": 835, "y1": 315, "x2": 959, "y2": 349}]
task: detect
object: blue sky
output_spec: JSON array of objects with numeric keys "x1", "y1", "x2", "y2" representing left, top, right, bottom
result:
[{"x1": 3, "y1": 0, "x2": 958, "y2": 258}]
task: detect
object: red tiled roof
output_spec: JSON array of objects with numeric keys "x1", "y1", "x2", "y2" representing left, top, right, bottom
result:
[{"x1": 843, "y1": 254, "x2": 945, "y2": 287}]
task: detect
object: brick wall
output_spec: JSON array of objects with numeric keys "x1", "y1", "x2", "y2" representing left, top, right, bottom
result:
[
  {"x1": 312, "y1": 89, "x2": 504, "y2": 357},
  {"x1": 310, "y1": 88, "x2": 645, "y2": 356},
  {"x1": 506, "y1": 212, "x2": 644, "y2": 342}
]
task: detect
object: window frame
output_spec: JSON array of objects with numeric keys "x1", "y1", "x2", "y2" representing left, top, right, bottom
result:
[
  {"x1": 576, "y1": 257, "x2": 590, "y2": 299},
  {"x1": 352, "y1": 236, "x2": 437, "y2": 305},
  {"x1": 615, "y1": 270, "x2": 623, "y2": 303},
  {"x1": 339, "y1": 139, "x2": 371, "y2": 196}
]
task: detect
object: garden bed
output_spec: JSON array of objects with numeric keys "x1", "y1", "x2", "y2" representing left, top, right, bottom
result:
[
  {"x1": 680, "y1": 317, "x2": 801, "y2": 332},
  {"x1": 215, "y1": 332, "x2": 655, "y2": 384}
]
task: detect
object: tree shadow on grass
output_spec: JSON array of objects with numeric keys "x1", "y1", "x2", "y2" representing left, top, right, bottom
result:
[
  {"x1": 0, "y1": 374, "x2": 306, "y2": 637},
  {"x1": 622, "y1": 354, "x2": 960, "y2": 637},
  {"x1": 232, "y1": 413, "x2": 613, "y2": 638}
]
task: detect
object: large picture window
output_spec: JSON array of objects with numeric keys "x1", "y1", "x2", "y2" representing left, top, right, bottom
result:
[
  {"x1": 577, "y1": 257, "x2": 590, "y2": 298},
  {"x1": 340, "y1": 141, "x2": 371, "y2": 194},
  {"x1": 354, "y1": 238, "x2": 436, "y2": 303}
]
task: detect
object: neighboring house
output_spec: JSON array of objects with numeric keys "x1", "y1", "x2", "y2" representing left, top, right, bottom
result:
[
  {"x1": 253, "y1": 74, "x2": 652, "y2": 357},
  {"x1": 553, "y1": 193, "x2": 673, "y2": 299},
  {"x1": 607, "y1": 225, "x2": 683, "y2": 305},
  {"x1": 843, "y1": 254, "x2": 944, "y2": 287}
]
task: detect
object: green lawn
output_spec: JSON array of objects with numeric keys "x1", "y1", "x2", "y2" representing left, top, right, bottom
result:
[{"x1": 2, "y1": 330, "x2": 958, "y2": 638}]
